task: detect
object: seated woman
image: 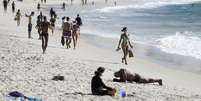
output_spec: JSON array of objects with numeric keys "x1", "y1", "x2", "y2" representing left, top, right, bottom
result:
[
  {"x1": 113, "y1": 69, "x2": 163, "y2": 86},
  {"x1": 91, "y1": 67, "x2": 116, "y2": 96}
]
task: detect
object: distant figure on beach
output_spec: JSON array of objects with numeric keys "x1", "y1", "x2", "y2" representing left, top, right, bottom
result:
[
  {"x1": 113, "y1": 69, "x2": 163, "y2": 85},
  {"x1": 40, "y1": 16, "x2": 52, "y2": 54},
  {"x1": 62, "y1": 2, "x2": 66, "y2": 10},
  {"x1": 11, "y1": 1, "x2": 15, "y2": 13},
  {"x1": 44, "y1": 0, "x2": 46, "y2": 3},
  {"x1": 36, "y1": 16, "x2": 42, "y2": 39},
  {"x1": 72, "y1": 21, "x2": 79, "y2": 49},
  {"x1": 105, "y1": 0, "x2": 108, "y2": 4},
  {"x1": 25, "y1": 12, "x2": 34, "y2": 38},
  {"x1": 37, "y1": 3, "x2": 41, "y2": 11},
  {"x1": 84, "y1": 0, "x2": 87, "y2": 5},
  {"x1": 116, "y1": 27, "x2": 133, "y2": 65},
  {"x1": 3, "y1": 0, "x2": 8, "y2": 12},
  {"x1": 41, "y1": 0, "x2": 43, "y2": 3},
  {"x1": 71, "y1": 0, "x2": 73, "y2": 5},
  {"x1": 114, "y1": 1, "x2": 117, "y2": 6},
  {"x1": 14, "y1": 9, "x2": 22, "y2": 26},
  {"x1": 92, "y1": 1, "x2": 94, "y2": 5},
  {"x1": 50, "y1": 8, "x2": 57, "y2": 18},
  {"x1": 50, "y1": 16, "x2": 56, "y2": 34},
  {"x1": 91, "y1": 67, "x2": 116, "y2": 96},
  {"x1": 62, "y1": 17, "x2": 72, "y2": 49},
  {"x1": 75, "y1": 14, "x2": 83, "y2": 27}
]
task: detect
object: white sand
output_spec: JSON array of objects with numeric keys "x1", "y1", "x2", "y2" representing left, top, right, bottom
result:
[{"x1": 0, "y1": 0, "x2": 201, "y2": 101}]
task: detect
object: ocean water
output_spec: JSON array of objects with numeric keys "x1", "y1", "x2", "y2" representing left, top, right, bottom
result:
[{"x1": 47, "y1": 0, "x2": 201, "y2": 73}]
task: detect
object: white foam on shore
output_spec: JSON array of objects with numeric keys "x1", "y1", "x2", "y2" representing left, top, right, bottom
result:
[
  {"x1": 96, "y1": 0, "x2": 200, "y2": 13},
  {"x1": 156, "y1": 31, "x2": 201, "y2": 60}
]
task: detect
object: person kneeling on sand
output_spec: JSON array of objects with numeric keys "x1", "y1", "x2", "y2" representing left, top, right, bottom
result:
[
  {"x1": 113, "y1": 69, "x2": 163, "y2": 86},
  {"x1": 91, "y1": 67, "x2": 116, "y2": 96}
]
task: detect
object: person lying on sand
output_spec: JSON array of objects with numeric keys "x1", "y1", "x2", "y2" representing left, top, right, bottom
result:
[
  {"x1": 91, "y1": 67, "x2": 116, "y2": 96},
  {"x1": 113, "y1": 69, "x2": 163, "y2": 86}
]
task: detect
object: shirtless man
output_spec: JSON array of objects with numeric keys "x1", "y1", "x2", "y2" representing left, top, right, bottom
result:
[
  {"x1": 62, "y1": 17, "x2": 72, "y2": 49},
  {"x1": 40, "y1": 16, "x2": 52, "y2": 54},
  {"x1": 113, "y1": 69, "x2": 163, "y2": 86}
]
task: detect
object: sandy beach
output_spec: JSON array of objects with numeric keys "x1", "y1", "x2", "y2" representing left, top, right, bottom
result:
[{"x1": 1, "y1": 0, "x2": 201, "y2": 101}]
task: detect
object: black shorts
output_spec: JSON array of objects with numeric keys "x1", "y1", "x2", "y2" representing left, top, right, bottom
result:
[{"x1": 41, "y1": 32, "x2": 48, "y2": 36}]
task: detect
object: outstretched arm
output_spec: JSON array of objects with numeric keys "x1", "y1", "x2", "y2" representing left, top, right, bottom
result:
[{"x1": 117, "y1": 34, "x2": 122, "y2": 48}]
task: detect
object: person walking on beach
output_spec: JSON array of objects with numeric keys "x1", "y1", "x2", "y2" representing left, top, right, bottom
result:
[
  {"x1": 11, "y1": 1, "x2": 15, "y2": 13},
  {"x1": 15, "y1": 9, "x2": 22, "y2": 26},
  {"x1": 3, "y1": 0, "x2": 8, "y2": 12},
  {"x1": 116, "y1": 27, "x2": 133, "y2": 65},
  {"x1": 50, "y1": 16, "x2": 56, "y2": 34},
  {"x1": 75, "y1": 14, "x2": 83, "y2": 27},
  {"x1": 36, "y1": 16, "x2": 42, "y2": 39},
  {"x1": 40, "y1": 16, "x2": 52, "y2": 54},
  {"x1": 91, "y1": 67, "x2": 116, "y2": 96},
  {"x1": 72, "y1": 21, "x2": 79, "y2": 49},
  {"x1": 62, "y1": 2, "x2": 66, "y2": 10},
  {"x1": 37, "y1": 3, "x2": 41, "y2": 11},
  {"x1": 62, "y1": 17, "x2": 72, "y2": 49},
  {"x1": 50, "y1": 8, "x2": 55, "y2": 18},
  {"x1": 25, "y1": 12, "x2": 34, "y2": 38}
]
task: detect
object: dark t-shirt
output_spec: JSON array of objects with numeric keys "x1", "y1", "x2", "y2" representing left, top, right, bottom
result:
[
  {"x1": 75, "y1": 17, "x2": 82, "y2": 26},
  {"x1": 91, "y1": 75, "x2": 112, "y2": 94}
]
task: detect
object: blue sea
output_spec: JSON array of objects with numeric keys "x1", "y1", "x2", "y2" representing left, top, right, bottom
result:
[{"x1": 46, "y1": 0, "x2": 201, "y2": 73}]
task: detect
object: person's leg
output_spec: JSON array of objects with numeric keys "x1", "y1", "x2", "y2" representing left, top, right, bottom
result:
[
  {"x1": 124, "y1": 45, "x2": 129, "y2": 65},
  {"x1": 72, "y1": 34, "x2": 76, "y2": 49},
  {"x1": 41, "y1": 35, "x2": 45, "y2": 53},
  {"x1": 44, "y1": 33, "x2": 49, "y2": 53},
  {"x1": 138, "y1": 77, "x2": 162, "y2": 86}
]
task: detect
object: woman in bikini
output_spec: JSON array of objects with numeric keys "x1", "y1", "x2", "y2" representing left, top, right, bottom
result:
[{"x1": 117, "y1": 27, "x2": 133, "y2": 65}]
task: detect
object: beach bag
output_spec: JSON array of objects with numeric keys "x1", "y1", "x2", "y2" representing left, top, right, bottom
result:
[
  {"x1": 128, "y1": 49, "x2": 134, "y2": 58},
  {"x1": 61, "y1": 36, "x2": 65, "y2": 46}
]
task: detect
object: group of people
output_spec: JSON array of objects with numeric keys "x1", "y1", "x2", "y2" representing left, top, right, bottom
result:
[
  {"x1": 61, "y1": 14, "x2": 82, "y2": 49},
  {"x1": 91, "y1": 67, "x2": 163, "y2": 96},
  {"x1": 3, "y1": 0, "x2": 15, "y2": 13}
]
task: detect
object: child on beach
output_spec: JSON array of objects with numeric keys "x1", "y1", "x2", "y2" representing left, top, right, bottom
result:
[
  {"x1": 91, "y1": 67, "x2": 116, "y2": 96},
  {"x1": 116, "y1": 27, "x2": 133, "y2": 65}
]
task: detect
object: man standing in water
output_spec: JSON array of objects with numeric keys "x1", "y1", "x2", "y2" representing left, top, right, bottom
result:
[
  {"x1": 25, "y1": 12, "x2": 34, "y2": 38},
  {"x1": 40, "y1": 16, "x2": 52, "y2": 54}
]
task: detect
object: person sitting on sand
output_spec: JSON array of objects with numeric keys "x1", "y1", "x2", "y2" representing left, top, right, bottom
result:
[
  {"x1": 116, "y1": 27, "x2": 133, "y2": 65},
  {"x1": 113, "y1": 68, "x2": 163, "y2": 86},
  {"x1": 91, "y1": 67, "x2": 116, "y2": 96}
]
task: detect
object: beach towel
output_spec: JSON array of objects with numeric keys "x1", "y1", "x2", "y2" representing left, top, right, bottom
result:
[{"x1": 7, "y1": 91, "x2": 44, "y2": 101}]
